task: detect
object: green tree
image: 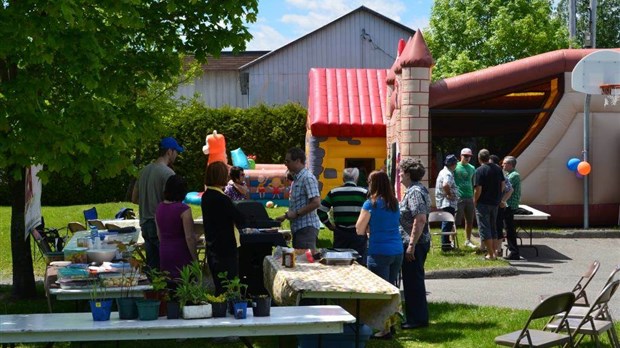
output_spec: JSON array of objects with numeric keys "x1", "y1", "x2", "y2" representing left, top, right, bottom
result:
[
  {"x1": 0, "y1": 1, "x2": 258, "y2": 298},
  {"x1": 556, "y1": 0, "x2": 620, "y2": 48},
  {"x1": 426, "y1": 0, "x2": 569, "y2": 80}
]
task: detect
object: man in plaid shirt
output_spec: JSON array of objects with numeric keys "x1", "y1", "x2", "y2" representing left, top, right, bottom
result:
[{"x1": 276, "y1": 148, "x2": 321, "y2": 251}]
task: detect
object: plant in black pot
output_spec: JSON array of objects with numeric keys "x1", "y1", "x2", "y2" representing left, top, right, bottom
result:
[
  {"x1": 218, "y1": 272, "x2": 249, "y2": 319},
  {"x1": 251, "y1": 294, "x2": 272, "y2": 317},
  {"x1": 177, "y1": 261, "x2": 212, "y2": 319},
  {"x1": 115, "y1": 261, "x2": 142, "y2": 320},
  {"x1": 207, "y1": 294, "x2": 227, "y2": 318}
]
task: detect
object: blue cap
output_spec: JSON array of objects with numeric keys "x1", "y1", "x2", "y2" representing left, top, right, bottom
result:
[
  {"x1": 160, "y1": 137, "x2": 184, "y2": 153},
  {"x1": 444, "y1": 154, "x2": 458, "y2": 166}
]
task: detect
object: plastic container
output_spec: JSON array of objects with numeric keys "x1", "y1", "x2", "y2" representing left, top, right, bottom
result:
[
  {"x1": 64, "y1": 247, "x2": 88, "y2": 264},
  {"x1": 90, "y1": 225, "x2": 99, "y2": 241},
  {"x1": 297, "y1": 324, "x2": 372, "y2": 348}
]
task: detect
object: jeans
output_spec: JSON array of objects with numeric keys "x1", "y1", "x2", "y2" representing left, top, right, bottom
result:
[
  {"x1": 140, "y1": 219, "x2": 160, "y2": 273},
  {"x1": 402, "y1": 242, "x2": 430, "y2": 325},
  {"x1": 504, "y1": 207, "x2": 519, "y2": 256},
  {"x1": 440, "y1": 206, "x2": 456, "y2": 247},
  {"x1": 367, "y1": 253, "x2": 404, "y2": 286}
]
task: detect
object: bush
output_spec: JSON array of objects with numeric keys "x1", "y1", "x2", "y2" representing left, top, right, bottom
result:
[{"x1": 0, "y1": 102, "x2": 307, "y2": 205}]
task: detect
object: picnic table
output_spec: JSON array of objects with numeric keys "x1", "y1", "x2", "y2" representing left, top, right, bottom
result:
[
  {"x1": 0, "y1": 306, "x2": 355, "y2": 347},
  {"x1": 513, "y1": 204, "x2": 551, "y2": 256}
]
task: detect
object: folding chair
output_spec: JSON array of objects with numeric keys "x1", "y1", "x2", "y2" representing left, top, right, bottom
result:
[
  {"x1": 83, "y1": 206, "x2": 98, "y2": 226},
  {"x1": 30, "y1": 225, "x2": 65, "y2": 264},
  {"x1": 547, "y1": 280, "x2": 620, "y2": 348},
  {"x1": 104, "y1": 223, "x2": 121, "y2": 231},
  {"x1": 67, "y1": 221, "x2": 87, "y2": 235},
  {"x1": 495, "y1": 291, "x2": 575, "y2": 347},
  {"x1": 87, "y1": 219, "x2": 106, "y2": 230},
  {"x1": 428, "y1": 211, "x2": 458, "y2": 252},
  {"x1": 567, "y1": 264, "x2": 620, "y2": 320},
  {"x1": 571, "y1": 260, "x2": 601, "y2": 306}
]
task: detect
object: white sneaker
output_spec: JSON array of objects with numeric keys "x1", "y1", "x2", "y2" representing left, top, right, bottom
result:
[{"x1": 465, "y1": 240, "x2": 477, "y2": 249}]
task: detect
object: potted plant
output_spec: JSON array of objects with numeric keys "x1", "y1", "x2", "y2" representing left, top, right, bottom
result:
[
  {"x1": 89, "y1": 280, "x2": 112, "y2": 321},
  {"x1": 218, "y1": 272, "x2": 248, "y2": 319},
  {"x1": 251, "y1": 294, "x2": 272, "y2": 317},
  {"x1": 207, "y1": 293, "x2": 227, "y2": 318},
  {"x1": 116, "y1": 259, "x2": 142, "y2": 319},
  {"x1": 144, "y1": 268, "x2": 170, "y2": 317},
  {"x1": 176, "y1": 261, "x2": 212, "y2": 319}
]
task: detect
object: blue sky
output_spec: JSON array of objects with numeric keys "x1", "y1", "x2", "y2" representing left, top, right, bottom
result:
[{"x1": 245, "y1": 0, "x2": 433, "y2": 50}]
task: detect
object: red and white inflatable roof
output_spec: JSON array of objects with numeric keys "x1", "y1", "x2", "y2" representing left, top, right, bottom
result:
[{"x1": 308, "y1": 68, "x2": 387, "y2": 137}]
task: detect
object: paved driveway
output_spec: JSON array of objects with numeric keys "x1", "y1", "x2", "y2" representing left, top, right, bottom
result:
[{"x1": 426, "y1": 238, "x2": 620, "y2": 318}]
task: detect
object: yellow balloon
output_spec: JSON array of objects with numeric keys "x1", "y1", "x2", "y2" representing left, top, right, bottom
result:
[{"x1": 577, "y1": 161, "x2": 591, "y2": 175}]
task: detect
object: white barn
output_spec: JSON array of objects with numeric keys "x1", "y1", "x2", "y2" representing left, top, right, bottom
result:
[{"x1": 176, "y1": 6, "x2": 415, "y2": 108}]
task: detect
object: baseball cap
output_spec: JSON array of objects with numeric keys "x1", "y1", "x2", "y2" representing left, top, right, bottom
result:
[
  {"x1": 460, "y1": 148, "x2": 473, "y2": 156},
  {"x1": 444, "y1": 154, "x2": 458, "y2": 166},
  {"x1": 160, "y1": 137, "x2": 184, "y2": 153}
]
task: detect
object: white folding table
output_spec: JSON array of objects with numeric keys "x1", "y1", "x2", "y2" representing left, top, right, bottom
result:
[{"x1": 513, "y1": 204, "x2": 551, "y2": 256}]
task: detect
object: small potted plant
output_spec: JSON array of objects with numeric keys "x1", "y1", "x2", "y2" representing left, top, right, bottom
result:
[
  {"x1": 207, "y1": 293, "x2": 228, "y2": 318},
  {"x1": 116, "y1": 260, "x2": 142, "y2": 319},
  {"x1": 218, "y1": 272, "x2": 248, "y2": 319},
  {"x1": 89, "y1": 280, "x2": 112, "y2": 321},
  {"x1": 144, "y1": 268, "x2": 170, "y2": 317},
  {"x1": 176, "y1": 261, "x2": 212, "y2": 319}
]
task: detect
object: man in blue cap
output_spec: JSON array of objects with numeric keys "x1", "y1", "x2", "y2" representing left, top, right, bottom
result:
[
  {"x1": 132, "y1": 136, "x2": 184, "y2": 272},
  {"x1": 435, "y1": 154, "x2": 459, "y2": 251}
]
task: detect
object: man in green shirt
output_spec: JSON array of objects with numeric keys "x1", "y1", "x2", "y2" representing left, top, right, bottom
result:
[
  {"x1": 454, "y1": 148, "x2": 476, "y2": 248},
  {"x1": 502, "y1": 156, "x2": 521, "y2": 260}
]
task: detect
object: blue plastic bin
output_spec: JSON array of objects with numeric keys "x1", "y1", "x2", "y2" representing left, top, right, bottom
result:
[{"x1": 297, "y1": 323, "x2": 372, "y2": 348}]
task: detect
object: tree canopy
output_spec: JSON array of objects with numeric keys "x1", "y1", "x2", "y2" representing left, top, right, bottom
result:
[
  {"x1": 556, "y1": 0, "x2": 620, "y2": 48},
  {"x1": 426, "y1": 0, "x2": 569, "y2": 80},
  {"x1": 0, "y1": 0, "x2": 258, "y2": 298}
]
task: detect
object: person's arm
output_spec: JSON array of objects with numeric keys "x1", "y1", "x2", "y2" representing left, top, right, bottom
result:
[
  {"x1": 500, "y1": 187, "x2": 513, "y2": 208},
  {"x1": 474, "y1": 186, "x2": 481, "y2": 206},
  {"x1": 233, "y1": 182, "x2": 248, "y2": 196},
  {"x1": 442, "y1": 181, "x2": 452, "y2": 199},
  {"x1": 405, "y1": 213, "x2": 427, "y2": 261},
  {"x1": 155, "y1": 219, "x2": 160, "y2": 240},
  {"x1": 317, "y1": 196, "x2": 334, "y2": 230},
  {"x1": 355, "y1": 209, "x2": 370, "y2": 236},
  {"x1": 181, "y1": 208, "x2": 197, "y2": 261},
  {"x1": 289, "y1": 196, "x2": 321, "y2": 219}
]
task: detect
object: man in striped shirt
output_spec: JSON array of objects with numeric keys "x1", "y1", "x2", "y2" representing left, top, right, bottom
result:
[{"x1": 318, "y1": 168, "x2": 369, "y2": 264}]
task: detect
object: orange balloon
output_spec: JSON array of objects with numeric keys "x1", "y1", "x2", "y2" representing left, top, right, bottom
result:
[{"x1": 577, "y1": 161, "x2": 591, "y2": 175}]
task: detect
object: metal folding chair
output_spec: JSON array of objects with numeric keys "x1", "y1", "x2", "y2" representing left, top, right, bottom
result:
[{"x1": 428, "y1": 211, "x2": 459, "y2": 252}]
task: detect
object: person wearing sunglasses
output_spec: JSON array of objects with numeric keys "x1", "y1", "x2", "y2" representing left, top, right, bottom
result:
[{"x1": 454, "y1": 148, "x2": 477, "y2": 249}]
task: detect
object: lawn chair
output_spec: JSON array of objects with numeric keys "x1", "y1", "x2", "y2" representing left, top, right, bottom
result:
[
  {"x1": 30, "y1": 222, "x2": 65, "y2": 264},
  {"x1": 67, "y1": 221, "x2": 87, "y2": 235},
  {"x1": 547, "y1": 279, "x2": 620, "y2": 348},
  {"x1": 83, "y1": 206, "x2": 98, "y2": 226},
  {"x1": 428, "y1": 211, "x2": 459, "y2": 252},
  {"x1": 495, "y1": 291, "x2": 575, "y2": 348},
  {"x1": 87, "y1": 219, "x2": 106, "y2": 230}
]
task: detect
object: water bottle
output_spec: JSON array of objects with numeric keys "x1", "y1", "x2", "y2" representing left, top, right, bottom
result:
[{"x1": 90, "y1": 225, "x2": 99, "y2": 242}]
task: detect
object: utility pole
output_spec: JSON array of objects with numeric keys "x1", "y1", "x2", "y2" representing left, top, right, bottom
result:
[{"x1": 569, "y1": 0, "x2": 576, "y2": 46}]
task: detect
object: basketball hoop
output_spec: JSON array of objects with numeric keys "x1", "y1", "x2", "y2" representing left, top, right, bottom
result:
[{"x1": 600, "y1": 84, "x2": 620, "y2": 106}]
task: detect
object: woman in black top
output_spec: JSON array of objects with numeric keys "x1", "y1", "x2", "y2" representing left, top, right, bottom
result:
[{"x1": 201, "y1": 161, "x2": 246, "y2": 295}]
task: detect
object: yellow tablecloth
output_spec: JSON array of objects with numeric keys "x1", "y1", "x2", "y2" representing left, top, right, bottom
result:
[{"x1": 263, "y1": 256, "x2": 401, "y2": 330}]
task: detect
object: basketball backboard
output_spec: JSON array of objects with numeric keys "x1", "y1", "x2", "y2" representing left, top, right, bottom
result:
[{"x1": 571, "y1": 50, "x2": 620, "y2": 95}]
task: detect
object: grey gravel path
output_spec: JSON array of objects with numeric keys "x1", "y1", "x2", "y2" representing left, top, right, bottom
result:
[{"x1": 425, "y1": 237, "x2": 620, "y2": 319}]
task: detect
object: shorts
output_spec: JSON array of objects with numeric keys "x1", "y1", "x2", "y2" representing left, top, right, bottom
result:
[
  {"x1": 475, "y1": 203, "x2": 498, "y2": 241},
  {"x1": 292, "y1": 226, "x2": 319, "y2": 249},
  {"x1": 456, "y1": 198, "x2": 475, "y2": 225}
]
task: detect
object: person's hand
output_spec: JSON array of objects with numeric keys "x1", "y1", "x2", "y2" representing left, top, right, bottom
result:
[
  {"x1": 405, "y1": 244, "x2": 416, "y2": 261},
  {"x1": 275, "y1": 215, "x2": 286, "y2": 223},
  {"x1": 500, "y1": 201, "x2": 507, "y2": 208}
]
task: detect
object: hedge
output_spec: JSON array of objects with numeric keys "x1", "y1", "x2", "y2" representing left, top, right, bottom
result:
[{"x1": 0, "y1": 102, "x2": 307, "y2": 205}]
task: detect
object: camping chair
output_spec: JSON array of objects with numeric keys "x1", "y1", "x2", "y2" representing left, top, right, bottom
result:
[
  {"x1": 83, "y1": 206, "x2": 98, "y2": 226},
  {"x1": 495, "y1": 291, "x2": 575, "y2": 348},
  {"x1": 67, "y1": 221, "x2": 87, "y2": 235},
  {"x1": 428, "y1": 211, "x2": 459, "y2": 252},
  {"x1": 87, "y1": 219, "x2": 106, "y2": 230},
  {"x1": 547, "y1": 279, "x2": 620, "y2": 348},
  {"x1": 567, "y1": 264, "x2": 620, "y2": 321},
  {"x1": 30, "y1": 223, "x2": 65, "y2": 265}
]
